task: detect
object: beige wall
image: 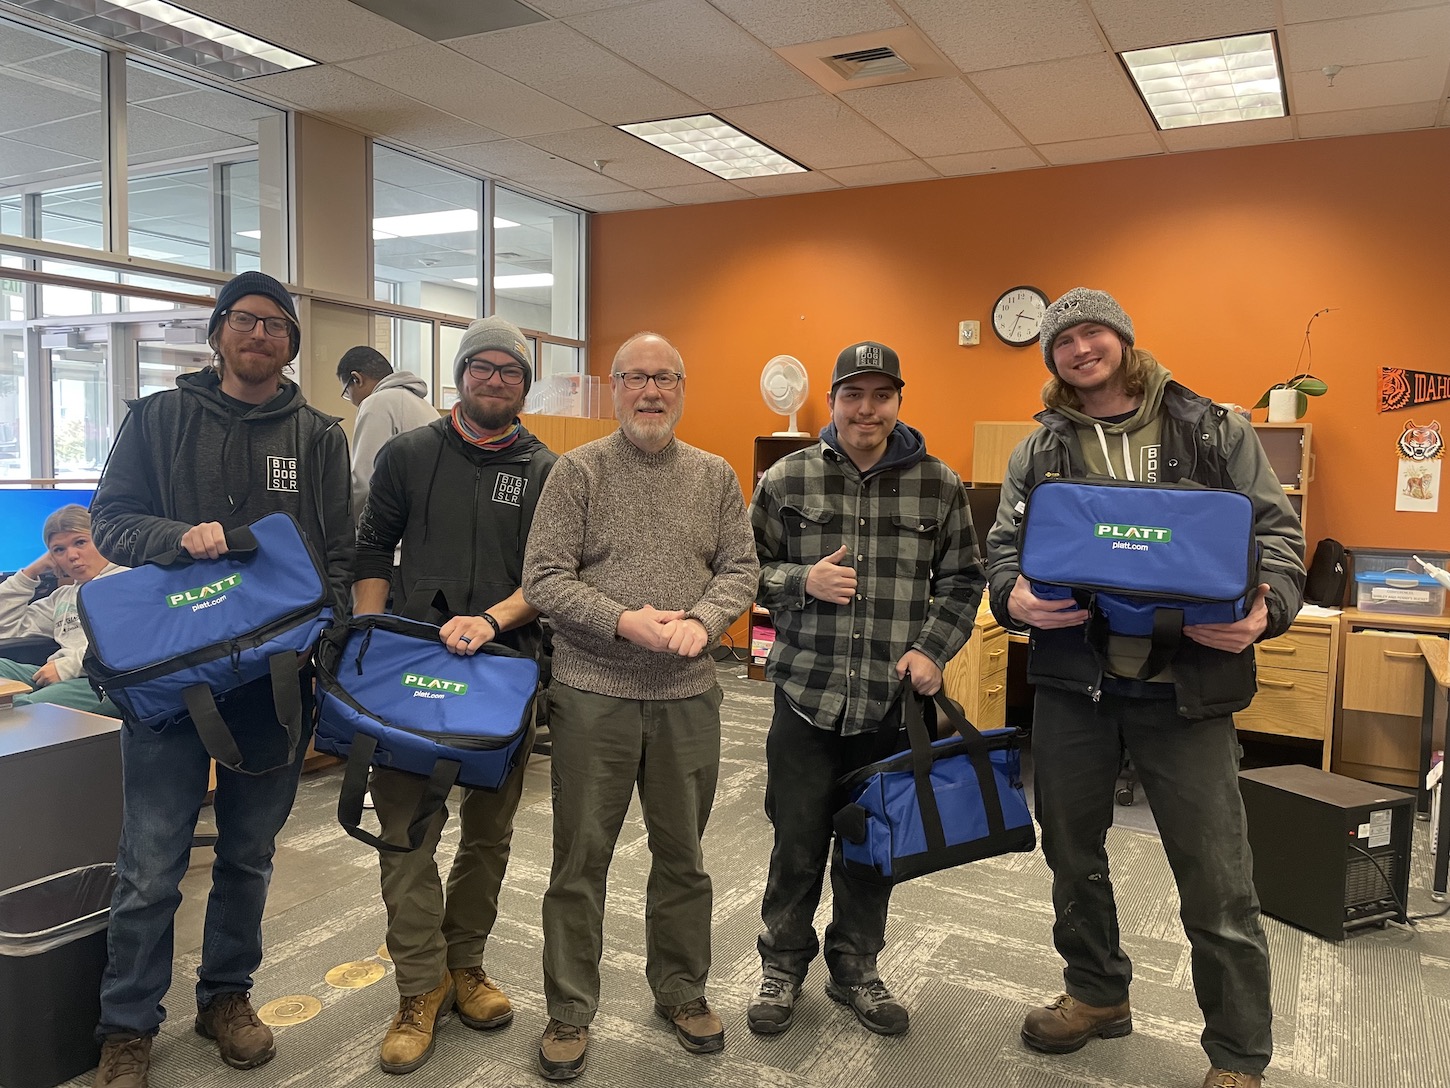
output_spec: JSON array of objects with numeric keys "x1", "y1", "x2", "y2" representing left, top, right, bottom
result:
[{"x1": 292, "y1": 114, "x2": 370, "y2": 300}]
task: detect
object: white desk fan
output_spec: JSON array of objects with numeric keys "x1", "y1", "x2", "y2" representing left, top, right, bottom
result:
[{"x1": 760, "y1": 354, "x2": 809, "y2": 436}]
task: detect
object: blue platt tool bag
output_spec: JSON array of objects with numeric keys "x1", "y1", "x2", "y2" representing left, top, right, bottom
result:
[
  {"x1": 833, "y1": 690, "x2": 1035, "y2": 885},
  {"x1": 78, "y1": 512, "x2": 331, "y2": 775},
  {"x1": 1020, "y1": 478, "x2": 1260, "y2": 679},
  {"x1": 314, "y1": 613, "x2": 538, "y2": 853}
]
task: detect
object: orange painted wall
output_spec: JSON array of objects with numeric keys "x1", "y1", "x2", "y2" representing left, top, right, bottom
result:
[{"x1": 590, "y1": 128, "x2": 1450, "y2": 558}]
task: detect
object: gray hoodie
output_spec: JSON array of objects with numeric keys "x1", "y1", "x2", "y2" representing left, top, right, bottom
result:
[
  {"x1": 0, "y1": 563, "x2": 127, "y2": 680},
  {"x1": 350, "y1": 371, "x2": 438, "y2": 522}
]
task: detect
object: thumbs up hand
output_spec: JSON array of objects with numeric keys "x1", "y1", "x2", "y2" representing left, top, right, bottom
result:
[{"x1": 806, "y1": 544, "x2": 858, "y2": 605}]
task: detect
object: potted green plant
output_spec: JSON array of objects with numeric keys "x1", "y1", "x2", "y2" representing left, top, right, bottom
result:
[{"x1": 1253, "y1": 308, "x2": 1333, "y2": 421}]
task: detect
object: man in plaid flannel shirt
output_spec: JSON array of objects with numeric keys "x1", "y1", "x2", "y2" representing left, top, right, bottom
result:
[{"x1": 746, "y1": 341, "x2": 984, "y2": 1038}]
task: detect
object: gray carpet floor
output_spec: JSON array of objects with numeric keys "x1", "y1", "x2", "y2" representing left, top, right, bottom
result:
[{"x1": 60, "y1": 663, "x2": 1450, "y2": 1088}]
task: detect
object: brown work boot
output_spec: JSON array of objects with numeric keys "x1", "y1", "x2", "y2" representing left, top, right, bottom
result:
[
  {"x1": 379, "y1": 975, "x2": 455, "y2": 1074},
  {"x1": 1021, "y1": 992, "x2": 1132, "y2": 1053},
  {"x1": 451, "y1": 966, "x2": 513, "y2": 1030},
  {"x1": 194, "y1": 992, "x2": 275, "y2": 1069},
  {"x1": 94, "y1": 1034, "x2": 151, "y2": 1088},
  {"x1": 538, "y1": 1018, "x2": 589, "y2": 1081},
  {"x1": 654, "y1": 996, "x2": 725, "y2": 1053},
  {"x1": 1203, "y1": 1069, "x2": 1263, "y2": 1088}
]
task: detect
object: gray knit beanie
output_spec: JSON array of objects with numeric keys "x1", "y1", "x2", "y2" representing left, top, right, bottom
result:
[
  {"x1": 453, "y1": 315, "x2": 533, "y2": 391},
  {"x1": 1040, "y1": 288, "x2": 1135, "y2": 372}
]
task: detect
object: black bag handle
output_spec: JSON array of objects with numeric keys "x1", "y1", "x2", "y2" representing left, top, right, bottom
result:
[
  {"x1": 336, "y1": 733, "x2": 461, "y2": 853},
  {"x1": 151, "y1": 525, "x2": 260, "y2": 569},
  {"x1": 181, "y1": 648, "x2": 304, "y2": 777},
  {"x1": 897, "y1": 684, "x2": 1008, "y2": 855}
]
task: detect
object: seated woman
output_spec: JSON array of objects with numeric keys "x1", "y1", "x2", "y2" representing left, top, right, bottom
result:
[{"x1": 0, "y1": 503, "x2": 125, "y2": 713}]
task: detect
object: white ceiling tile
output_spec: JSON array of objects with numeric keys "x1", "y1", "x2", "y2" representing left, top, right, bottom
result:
[
  {"x1": 707, "y1": 0, "x2": 905, "y2": 48},
  {"x1": 647, "y1": 180, "x2": 752, "y2": 204},
  {"x1": 338, "y1": 44, "x2": 594, "y2": 137},
  {"x1": 568, "y1": 0, "x2": 820, "y2": 108},
  {"x1": 924, "y1": 147, "x2": 1047, "y2": 176},
  {"x1": 158, "y1": 0, "x2": 426, "y2": 63},
  {"x1": 445, "y1": 22, "x2": 702, "y2": 124},
  {"x1": 528, "y1": 0, "x2": 646, "y2": 16},
  {"x1": 529, "y1": 126, "x2": 712, "y2": 187},
  {"x1": 899, "y1": 0, "x2": 1103, "y2": 72},
  {"x1": 1037, "y1": 132, "x2": 1164, "y2": 165},
  {"x1": 1089, "y1": 0, "x2": 1279, "y2": 52},
  {"x1": 1289, "y1": 56, "x2": 1449, "y2": 113},
  {"x1": 247, "y1": 66, "x2": 505, "y2": 146},
  {"x1": 822, "y1": 159, "x2": 940, "y2": 187},
  {"x1": 730, "y1": 171, "x2": 843, "y2": 196},
  {"x1": 721, "y1": 95, "x2": 911, "y2": 169},
  {"x1": 1284, "y1": 5, "x2": 1450, "y2": 68},
  {"x1": 0, "y1": 134, "x2": 91, "y2": 186},
  {"x1": 970, "y1": 54, "x2": 1153, "y2": 143},
  {"x1": 839, "y1": 77, "x2": 1024, "y2": 157},
  {"x1": 1296, "y1": 101, "x2": 1440, "y2": 139},
  {"x1": 572, "y1": 190, "x2": 672, "y2": 211},
  {"x1": 1282, "y1": 0, "x2": 1442, "y2": 23},
  {"x1": 1159, "y1": 115, "x2": 1293, "y2": 151},
  {"x1": 436, "y1": 140, "x2": 630, "y2": 196}
]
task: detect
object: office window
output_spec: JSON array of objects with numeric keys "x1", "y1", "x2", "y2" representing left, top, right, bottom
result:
[
  {"x1": 0, "y1": 19, "x2": 107, "y2": 250},
  {"x1": 373, "y1": 146, "x2": 482, "y2": 321},
  {"x1": 494, "y1": 187, "x2": 579, "y2": 340},
  {"x1": 127, "y1": 60, "x2": 286, "y2": 272}
]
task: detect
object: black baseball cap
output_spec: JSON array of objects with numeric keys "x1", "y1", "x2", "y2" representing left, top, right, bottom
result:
[{"x1": 831, "y1": 340, "x2": 904, "y2": 389}]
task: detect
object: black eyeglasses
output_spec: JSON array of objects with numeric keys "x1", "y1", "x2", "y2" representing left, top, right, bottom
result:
[
  {"x1": 613, "y1": 371, "x2": 682, "y2": 391},
  {"x1": 465, "y1": 358, "x2": 528, "y2": 385},
  {"x1": 224, "y1": 309, "x2": 293, "y2": 339}
]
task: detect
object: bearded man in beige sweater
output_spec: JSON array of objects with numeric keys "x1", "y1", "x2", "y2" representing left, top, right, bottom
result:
[{"x1": 522, "y1": 332, "x2": 758, "y2": 1082}]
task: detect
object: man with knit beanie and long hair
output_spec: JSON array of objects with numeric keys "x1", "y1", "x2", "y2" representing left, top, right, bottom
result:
[
  {"x1": 984, "y1": 288, "x2": 1305, "y2": 1088},
  {"x1": 523, "y1": 332, "x2": 758, "y2": 1081},
  {"x1": 352, "y1": 313, "x2": 555, "y2": 1074},
  {"x1": 90, "y1": 270, "x2": 353, "y2": 1088}
]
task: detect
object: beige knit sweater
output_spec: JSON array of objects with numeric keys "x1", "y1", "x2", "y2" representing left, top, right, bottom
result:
[{"x1": 522, "y1": 430, "x2": 759, "y2": 700}]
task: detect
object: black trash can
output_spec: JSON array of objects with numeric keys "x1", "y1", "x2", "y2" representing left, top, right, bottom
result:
[{"x1": 0, "y1": 864, "x2": 117, "y2": 1088}]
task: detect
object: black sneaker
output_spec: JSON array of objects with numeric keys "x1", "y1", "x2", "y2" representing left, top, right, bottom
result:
[
  {"x1": 825, "y1": 977, "x2": 910, "y2": 1036},
  {"x1": 747, "y1": 976, "x2": 800, "y2": 1035}
]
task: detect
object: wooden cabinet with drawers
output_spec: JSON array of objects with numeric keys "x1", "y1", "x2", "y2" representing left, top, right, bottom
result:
[
  {"x1": 943, "y1": 607, "x2": 1009, "y2": 731},
  {"x1": 1235, "y1": 613, "x2": 1339, "y2": 768}
]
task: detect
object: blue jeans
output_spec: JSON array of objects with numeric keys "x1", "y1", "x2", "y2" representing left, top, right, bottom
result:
[
  {"x1": 96, "y1": 675, "x2": 311, "y2": 1039},
  {"x1": 1031, "y1": 685, "x2": 1272, "y2": 1076}
]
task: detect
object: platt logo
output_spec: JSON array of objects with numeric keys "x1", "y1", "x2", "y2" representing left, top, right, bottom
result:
[
  {"x1": 167, "y1": 572, "x2": 242, "y2": 609},
  {"x1": 402, "y1": 672, "x2": 469, "y2": 699},
  {"x1": 1096, "y1": 523, "x2": 1171, "y2": 553}
]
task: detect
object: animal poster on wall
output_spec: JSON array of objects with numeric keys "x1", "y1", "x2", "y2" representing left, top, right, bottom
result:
[
  {"x1": 1395, "y1": 420, "x2": 1443, "y2": 512},
  {"x1": 1381, "y1": 367, "x2": 1450, "y2": 412}
]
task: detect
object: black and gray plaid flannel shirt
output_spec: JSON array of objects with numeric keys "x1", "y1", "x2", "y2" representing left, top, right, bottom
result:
[{"x1": 751, "y1": 438, "x2": 984, "y2": 735}]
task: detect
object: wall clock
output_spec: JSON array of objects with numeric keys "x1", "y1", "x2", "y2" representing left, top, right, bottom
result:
[{"x1": 992, "y1": 286, "x2": 1050, "y2": 346}]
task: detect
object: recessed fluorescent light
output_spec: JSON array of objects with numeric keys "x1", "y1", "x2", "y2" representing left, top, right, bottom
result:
[
  {"x1": 454, "y1": 278, "x2": 479, "y2": 287},
  {"x1": 12, "y1": 0, "x2": 315, "y2": 78},
  {"x1": 373, "y1": 209, "x2": 477, "y2": 238},
  {"x1": 494, "y1": 217, "x2": 519, "y2": 229},
  {"x1": 452, "y1": 275, "x2": 554, "y2": 289},
  {"x1": 617, "y1": 114, "x2": 806, "y2": 179},
  {"x1": 235, "y1": 229, "x2": 261, "y2": 239},
  {"x1": 1120, "y1": 31, "x2": 1286, "y2": 130}
]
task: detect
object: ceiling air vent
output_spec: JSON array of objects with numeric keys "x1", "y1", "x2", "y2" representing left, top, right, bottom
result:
[{"x1": 824, "y1": 46, "x2": 913, "y2": 81}]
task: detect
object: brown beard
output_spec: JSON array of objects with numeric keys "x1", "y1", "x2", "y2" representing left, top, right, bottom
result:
[{"x1": 461, "y1": 387, "x2": 525, "y2": 433}]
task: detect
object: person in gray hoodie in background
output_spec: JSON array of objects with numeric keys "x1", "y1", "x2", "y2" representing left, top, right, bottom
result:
[{"x1": 337, "y1": 345, "x2": 438, "y2": 522}]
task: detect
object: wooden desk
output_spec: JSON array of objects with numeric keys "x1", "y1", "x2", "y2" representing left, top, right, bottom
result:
[
  {"x1": 1236, "y1": 612, "x2": 1340, "y2": 769},
  {"x1": 1417, "y1": 635, "x2": 1450, "y2": 898},
  {"x1": 0, "y1": 703, "x2": 121, "y2": 890},
  {"x1": 1334, "y1": 608, "x2": 1450, "y2": 788}
]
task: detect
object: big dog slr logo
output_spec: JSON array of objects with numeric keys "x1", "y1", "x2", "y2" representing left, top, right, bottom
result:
[
  {"x1": 1095, "y1": 523, "x2": 1172, "y2": 553},
  {"x1": 402, "y1": 672, "x2": 469, "y2": 700},
  {"x1": 167, "y1": 573, "x2": 242, "y2": 611}
]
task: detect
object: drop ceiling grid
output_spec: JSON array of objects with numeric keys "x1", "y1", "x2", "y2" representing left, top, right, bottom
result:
[
  {"x1": 571, "y1": 189, "x2": 670, "y2": 211},
  {"x1": 1291, "y1": 57, "x2": 1447, "y2": 115},
  {"x1": 924, "y1": 146, "x2": 1048, "y2": 177},
  {"x1": 565, "y1": 0, "x2": 821, "y2": 108},
  {"x1": 528, "y1": 126, "x2": 713, "y2": 188},
  {"x1": 1037, "y1": 131, "x2": 1165, "y2": 166},
  {"x1": 437, "y1": 139, "x2": 635, "y2": 198},
  {"x1": 970, "y1": 53, "x2": 1157, "y2": 145},
  {"x1": 158, "y1": 0, "x2": 428, "y2": 64},
  {"x1": 1089, "y1": 0, "x2": 1280, "y2": 53},
  {"x1": 335, "y1": 43, "x2": 594, "y2": 137},
  {"x1": 896, "y1": 0, "x2": 1105, "y2": 73},
  {"x1": 838, "y1": 76, "x2": 1027, "y2": 158},
  {"x1": 720, "y1": 94, "x2": 913, "y2": 170},
  {"x1": 1297, "y1": 100, "x2": 1442, "y2": 140},
  {"x1": 704, "y1": 0, "x2": 906, "y2": 49},
  {"x1": 643, "y1": 178, "x2": 752, "y2": 204},
  {"x1": 1157, "y1": 115, "x2": 1293, "y2": 152},
  {"x1": 821, "y1": 158, "x2": 940, "y2": 187}
]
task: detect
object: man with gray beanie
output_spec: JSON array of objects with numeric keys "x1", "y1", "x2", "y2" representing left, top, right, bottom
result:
[
  {"x1": 89, "y1": 270, "x2": 353, "y2": 1087},
  {"x1": 352, "y1": 313, "x2": 555, "y2": 1074},
  {"x1": 984, "y1": 288, "x2": 1304, "y2": 1088}
]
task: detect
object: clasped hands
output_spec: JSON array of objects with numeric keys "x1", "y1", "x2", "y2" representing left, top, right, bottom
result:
[{"x1": 617, "y1": 604, "x2": 709, "y2": 657}]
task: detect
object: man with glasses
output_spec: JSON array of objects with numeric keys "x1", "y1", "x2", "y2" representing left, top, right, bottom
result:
[
  {"x1": 336, "y1": 345, "x2": 437, "y2": 527},
  {"x1": 89, "y1": 271, "x2": 353, "y2": 1088},
  {"x1": 523, "y1": 332, "x2": 758, "y2": 1081},
  {"x1": 352, "y1": 314, "x2": 556, "y2": 1074}
]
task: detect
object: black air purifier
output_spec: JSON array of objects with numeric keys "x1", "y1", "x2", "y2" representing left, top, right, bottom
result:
[{"x1": 1239, "y1": 765, "x2": 1414, "y2": 941}]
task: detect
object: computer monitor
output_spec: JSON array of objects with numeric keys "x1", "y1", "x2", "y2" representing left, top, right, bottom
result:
[
  {"x1": 0, "y1": 488, "x2": 97, "y2": 573},
  {"x1": 964, "y1": 483, "x2": 1003, "y2": 557}
]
